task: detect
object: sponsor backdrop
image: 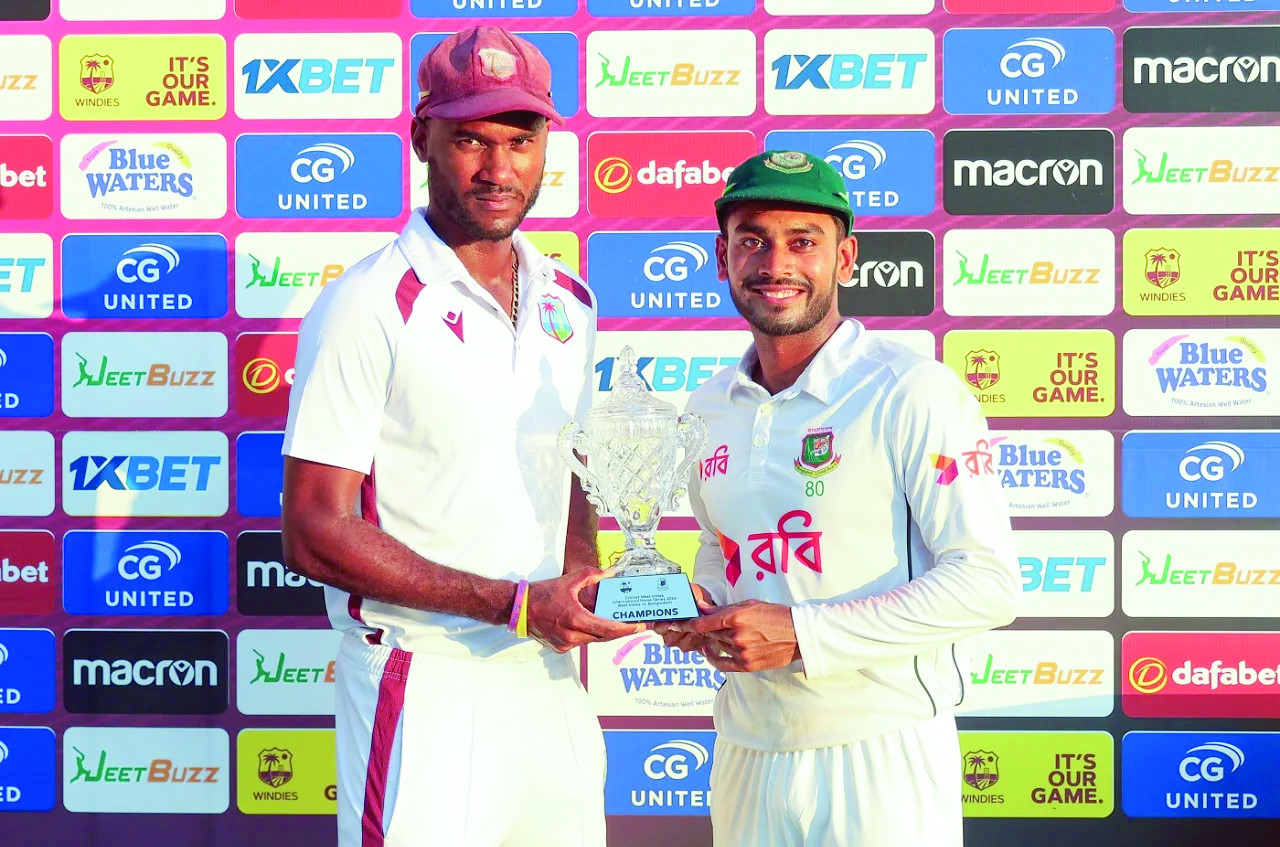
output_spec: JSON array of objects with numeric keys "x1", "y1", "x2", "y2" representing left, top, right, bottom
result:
[{"x1": 0, "y1": 2, "x2": 1277, "y2": 845}]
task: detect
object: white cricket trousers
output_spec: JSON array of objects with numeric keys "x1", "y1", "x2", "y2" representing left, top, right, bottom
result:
[
  {"x1": 334, "y1": 634, "x2": 607, "y2": 847},
  {"x1": 710, "y1": 712, "x2": 964, "y2": 847}
]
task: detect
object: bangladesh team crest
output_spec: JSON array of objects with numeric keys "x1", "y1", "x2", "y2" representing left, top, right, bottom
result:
[
  {"x1": 963, "y1": 750, "x2": 1000, "y2": 791},
  {"x1": 794, "y1": 427, "x2": 841, "y2": 478},
  {"x1": 537, "y1": 294, "x2": 573, "y2": 343},
  {"x1": 1144, "y1": 248, "x2": 1181, "y2": 289},
  {"x1": 965, "y1": 350, "x2": 1001, "y2": 391},
  {"x1": 80, "y1": 54, "x2": 115, "y2": 94},
  {"x1": 257, "y1": 748, "x2": 294, "y2": 788}
]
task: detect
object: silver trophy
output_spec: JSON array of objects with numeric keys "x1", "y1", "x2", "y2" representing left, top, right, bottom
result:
[{"x1": 559, "y1": 346, "x2": 707, "y2": 621}]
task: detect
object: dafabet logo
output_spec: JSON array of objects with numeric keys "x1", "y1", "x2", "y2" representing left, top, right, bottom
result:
[
  {"x1": 235, "y1": 333, "x2": 297, "y2": 417},
  {"x1": 587, "y1": 131, "x2": 756, "y2": 218},
  {"x1": 1123, "y1": 631, "x2": 1280, "y2": 718}
]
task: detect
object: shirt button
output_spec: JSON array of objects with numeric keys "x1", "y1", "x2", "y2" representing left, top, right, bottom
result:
[{"x1": 752, "y1": 435, "x2": 765, "y2": 448}]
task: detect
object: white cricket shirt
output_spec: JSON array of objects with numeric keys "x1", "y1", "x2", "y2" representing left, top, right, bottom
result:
[
  {"x1": 283, "y1": 209, "x2": 596, "y2": 659},
  {"x1": 686, "y1": 319, "x2": 1020, "y2": 751}
]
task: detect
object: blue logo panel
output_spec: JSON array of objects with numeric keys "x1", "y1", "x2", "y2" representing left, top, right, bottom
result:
[
  {"x1": 62, "y1": 531, "x2": 229, "y2": 616},
  {"x1": 237, "y1": 432, "x2": 284, "y2": 518},
  {"x1": 410, "y1": 33, "x2": 578, "y2": 118},
  {"x1": 1121, "y1": 431, "x2": 1280, "y2": 518},
  {"x1": 0, "y1": 630, "x2": 54, "y2": 714},
  {"x1": 603, "y1": 730, "x2": 716, "y2": 816},
  {"x1": 413, "y1": 0, "x2": 578, "y2": 16},
  {"x1": 60, "y1": 234, "x2": 228, "y2": 320},
  {"x1": 588, "y1": 232, "x2": 735, "y2": 318},
  {"x1": 764, "y1": 130, "x2": 935, "y2": 216},
  {"x1": 0, "y1": 334, "x2": 52, "y2": 418},
  {"x1": 1125, "y1": 0, "x2": 1280, "y2": 8},
  {"x1": 235, "y1": 133, "x2": 403, "y2": 220},
  {"x1": 587, "y1": 0, "x2": 754, "y2": 15},
  {"x1": 1123, "y1": 732, "x2": 1280, "y2": 818},
  {"x1": 0, "y1": 727, "x2": 55, "y2": 811},
  {"x1": 943, "y1": 28, "x2": 1115, "y2": 115}
]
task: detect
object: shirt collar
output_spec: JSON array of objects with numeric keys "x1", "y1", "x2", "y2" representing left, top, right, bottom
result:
[
  {"x1": 728, "y1": 319, "x2": 864, "y2": 405},
  {"x1": 395, "y1": 207, "x2": 558, "y2": 291}
]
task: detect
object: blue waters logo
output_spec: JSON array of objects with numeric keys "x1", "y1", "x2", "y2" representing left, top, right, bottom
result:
[
  {"x1": 410, "y1": 33, "x2": 578, "y2": 117},
  {"x1": 0, "y1": 629, "x2": 54, "y2": 714},
  {"x1": 415, "y1": 0, "x2": 578, "y2": 16},
  {"x1": 0, "y1": 727, "x2": 55, "y2": 811},
  {"x1": 587, "y1": 0, "x2": 754, "y2": 15},
  {"x1": 61, "y1": 235, "x2": 228, "y2": 319},
  {"x1": 0, "y1": 333, "x2": 52, "y2": 418},
  {"x1": 62, "y1": 531, "x2": 229, "y2": 616},
  {"x1": 1122, "y1": 431, "x2": 1280, "y2": 518},
  {"x1": 589, "y1": 232, "x2": 734, "y2": 318},
  {"x1": 1122, "y1": 732, "x2": 1280, "y2": 817},
  {"x1": 1125, "y1": 0, "x2": 1280, "y2": 9},
  {"x1": 944, "y1": 28, "x2": 1115, "y2": 115},
  {"x1": 235, "y1": 134, "x2": 403, "y2": 219},
  {"x1": 604, "y1": 730, "x2": 715, "y2": 816},
  {"x1": 764, "y1": 130, "x2": 935, "y2": 216},
  {"x1": 237, "y1": 432, "x2": 284, "y2": 518}
]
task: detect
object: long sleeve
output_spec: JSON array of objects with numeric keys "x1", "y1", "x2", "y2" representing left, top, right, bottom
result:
[{"x1": 790, "y1": 361, "x2": 1020, "y2": 680}]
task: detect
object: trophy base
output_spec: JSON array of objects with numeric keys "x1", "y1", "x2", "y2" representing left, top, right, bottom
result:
[{"x1": 593, "y1": 572, "x2": 698, "y2": 623}]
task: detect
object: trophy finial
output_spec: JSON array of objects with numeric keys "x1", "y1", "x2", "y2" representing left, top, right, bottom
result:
[{"x1": 609, "y1": 345, "x2": 655, "y2": 405}]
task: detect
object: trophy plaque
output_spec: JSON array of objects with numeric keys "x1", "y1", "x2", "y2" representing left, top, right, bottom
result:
[{"x1": 559, "y1": 347, "x2": 707, "y2": 622}]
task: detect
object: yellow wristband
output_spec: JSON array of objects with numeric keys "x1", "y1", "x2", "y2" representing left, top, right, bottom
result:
[{"x1": 515, "y1": 590, "x2": 530, "y2": 639}]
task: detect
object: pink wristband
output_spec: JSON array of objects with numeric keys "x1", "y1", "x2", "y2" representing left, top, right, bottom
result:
[{"x1": 507, "y1": 580, "x2": 529, "y2": 633}]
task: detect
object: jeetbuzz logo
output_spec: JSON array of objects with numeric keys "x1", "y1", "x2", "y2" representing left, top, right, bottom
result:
[{"x1": 1129, "y1": 656, "x2": 1168, "y2": 694}]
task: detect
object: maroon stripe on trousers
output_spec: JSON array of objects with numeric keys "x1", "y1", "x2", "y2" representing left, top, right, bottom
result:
[{"x1": 361, "y1": 648, "x2": 413, "y2": 847}]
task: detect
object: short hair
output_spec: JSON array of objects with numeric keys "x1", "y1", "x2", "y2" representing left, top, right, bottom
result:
[{"x1": 717, "y1": 204, "x2": 848, "y2": 242}]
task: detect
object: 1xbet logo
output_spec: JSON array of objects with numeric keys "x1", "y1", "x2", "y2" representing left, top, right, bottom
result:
[
  {"x1": 234, "y1": 33, "x2": 402, "y2": 120},
  {"x1": 62, "y1": 431, "x2": 228, "y2": 517},
  {"x1": 764, "y1": 29, "x2": 934, "y2": 115}
]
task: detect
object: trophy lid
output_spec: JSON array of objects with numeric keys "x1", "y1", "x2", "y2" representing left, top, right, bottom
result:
[{"x1": 589, "y1": 346, "x2": 677, "y2": 422}]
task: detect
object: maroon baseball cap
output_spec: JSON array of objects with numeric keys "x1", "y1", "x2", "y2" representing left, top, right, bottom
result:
[{"x1": 416, "y1": 26, "x2": 563, "y2": 125}]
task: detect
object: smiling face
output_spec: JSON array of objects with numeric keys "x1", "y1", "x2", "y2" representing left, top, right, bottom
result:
[
  {"x1": 412, "y1": 110, "x2": 547, "y2": 242},
  {"x1": 716, "y1": 202, "x2": 857, "y2": 337}
]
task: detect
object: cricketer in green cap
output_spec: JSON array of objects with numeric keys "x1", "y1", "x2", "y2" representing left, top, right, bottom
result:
[{"x1": 711, "y1": 150, "x2": 858, "y2": 355}]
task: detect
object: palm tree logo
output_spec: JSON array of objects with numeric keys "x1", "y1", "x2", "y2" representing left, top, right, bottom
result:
[
  {"x1": 965, "y1": 350, "x2": 1001, "y2": 391},
  {"x1": 257, "y1": 748, "x2": 294, "y2": 788},
  {"x1": 538, "y1": 295, "x2": 573, "y2": 343},
  {"x1": 1144, "y1": 248, "x2": 1181, "y2": 289},
  {"x1": 80, "y1": 54, "x2": 115, "y2": 94},
  {"x1": 963, "y1": 750, "x2": 999, "y2": 791}
]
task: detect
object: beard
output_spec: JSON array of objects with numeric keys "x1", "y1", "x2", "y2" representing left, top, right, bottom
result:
[
  {"x1": 427, "y1": 166, "x2": 542, "y2": 242},
  {"x1": 729, "y1": 269, "x2": 838, "y2": 337}
]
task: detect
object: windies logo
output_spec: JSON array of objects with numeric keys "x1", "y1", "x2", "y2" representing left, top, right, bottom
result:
[
  {"x1": 794, "y1": 427, "x2": 840, "y2": 478},
  {"x1": 966, "y1": 349, "x2": 1002, "y2": 390},
  {"x1": 964, "y1": 750, "x2": 1000, "y2": 791},
  {"x1": 257, "y1": 748, "x2": 293, "y2": 787},
  {"x1": 537, "y1": 294, "x2": 573, "y2": 344},
  {"x1": 80, "y1": 54, "x2": 115, "y2": 94},
  {"x1": 1145, "y1": 248, "x2": 1181, "y2": 289}
]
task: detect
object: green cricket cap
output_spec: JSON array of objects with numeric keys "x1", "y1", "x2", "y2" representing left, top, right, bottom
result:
[{"x1": 715, "y1": 150, "x2": 854, "y2": 232}]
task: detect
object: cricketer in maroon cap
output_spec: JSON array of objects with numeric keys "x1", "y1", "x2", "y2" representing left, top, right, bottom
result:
[{"x1": 281, "y1": 25, "x2": 634, "y2": 847}]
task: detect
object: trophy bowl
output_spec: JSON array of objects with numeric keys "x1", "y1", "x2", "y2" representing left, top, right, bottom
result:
[{"x1": 559, "y1": 346, "x2": 707, "y2": 621}]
